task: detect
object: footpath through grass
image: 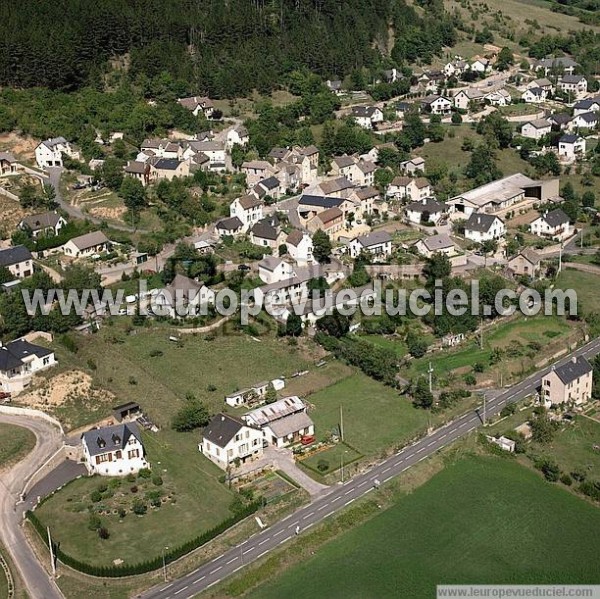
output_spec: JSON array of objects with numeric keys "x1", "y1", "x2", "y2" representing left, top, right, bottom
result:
[
  {"x1": 247, "y1": 456, "x2": 600, "y2": 599},
  {"x1": 0, "y1": 423, "x2": 35, "y2": 468}
]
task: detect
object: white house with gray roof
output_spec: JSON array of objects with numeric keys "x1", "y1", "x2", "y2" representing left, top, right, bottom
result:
[
  {"x1": 0, "y1": 245, "x2": 33, "y2": 279},
  {"x1": 199, "y1": 413, "x2": 263, "y2": 470},
  {"x1": 351, "y1": 106, "x2": 384, "y2": 129},
  {"x1": 530, "y1": 209, "x2": 572, "y2": 241},
  {"x1": 464, "y1": 213, "x2": 505, "y2": 243},
  {"x1": 414, "y1": 234, "x2": 457, "y2": 258},
  {"x1": 19, "y1": 211, "x2": 67, "y2": 238},
  {"x1": 62, "y1": 231, "x2": 110, "y2": 258},
  {"x1": 82, "y1": 422, "x2": 148, "y2": 476},
  {"x1": 405, "y1": 197, "x2": 445, "y2": 225},
  {"x1": 348, "y1": 231, "x2": 392, "y2": 259},
  {"x1": 0, "y1": 338, "x2": 56, "y2": 394},
  {"x1": 35, "y1": 137, "x2": 79, "y2": 168},
  {"x1": 541, "y1": 356, "x2": 592, "y2": 406}
]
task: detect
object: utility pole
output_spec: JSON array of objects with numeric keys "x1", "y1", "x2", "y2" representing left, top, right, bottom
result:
[
  {"x1": 428, "y1": 362, "x2": 434, "y2": 393},
  {"x1": 162, "y1": 546, "x2": 169, "y2": 582},
  {"x1": 483, "y1": 393, "x2": 487, "y2": 425},
  {"x1": 558, "y1": 242, "x2": 562, "y2": 275},
  {"x1": 339, "y1": 405, "x2": 344, "y2": 442},
  {"x1": 480, "y1": 319, "x2": 484, "y2": 350},
  {"x1": 47, "y1": 527, "x2": 56, "y2": 577}
]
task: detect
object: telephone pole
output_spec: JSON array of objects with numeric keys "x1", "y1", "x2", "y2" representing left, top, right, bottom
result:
[
  {"x1": 339, "y1": 405, "x2": 344, "y2": 442},
  {"x1": 47, "y1": 527, "x2": 56, "y2": 577},
  {"x1": 428, "y1": 362, "x2": 434, "y2": 393}
]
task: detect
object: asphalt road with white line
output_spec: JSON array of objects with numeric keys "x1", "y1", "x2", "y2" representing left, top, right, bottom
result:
[{"x1": 139, "y1": 337, "x2": 600, "y2": 599}]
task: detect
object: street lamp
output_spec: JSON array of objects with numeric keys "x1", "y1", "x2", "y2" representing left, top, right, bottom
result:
[{"x1": 162, "y1": 546, "x2": 169, "y2": 582}]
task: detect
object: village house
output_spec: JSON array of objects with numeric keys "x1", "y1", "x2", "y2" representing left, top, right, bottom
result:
[
  {"x1": 453, "y1": 88, "x2": 484, "y2": 111},
  {"x1": 573, "y1": 98, "x2": 600, "y2": 116},
  {"x1": 464, "y1": 213, "x2": 505, "y2": 243},
  {"x1": 568, "y1": 112, "x2": 598, "y2": 132},
  {"x1": 521, "y1": 119, "x2": 552, "y2": 140},
  {"x1": 35, "y1": 137, "x2": 79, "y2": 168},
  {"x1": 230, "y1": 195, "x2": 264, "y2": 230},
  {"x1": 447, "y1": 173, "x2": 558, "y2": 218},
  {"x1": 521, "y1": 87, "x2": 547, "y2": 104},
  {"x1": 529, "y1": 208, "x2": 572, "y2": 241},
  {"x1": 243, "y1": 396, "x2": 315, "y2": 448},
  {"x1": 177, "y1": 96, "x2": 214, "y2": 118},
  {"x1": 444, "y1": 59, "x2": 469, "y2": 78},
  {"x1": 306, "y1": 206, "x2": 345, "y2": 236},
  {"x1": 387, "y1": 176, "x2": 431, "y2": 203},
  {"x1": 558, "y1": 134, "x2": 586, "y2": 161},
  {"x1": 254, "y1": 175, "x2": 286, "y2": 200},
  {"x1": 351, "y1": 106, "x2": 384, "y2": 129},
  {"x1": 258, "y1": 256, "x2": 295, "y2": 285},
  {"x1": 527, "y1": 78, "x2": 553, "y2": 93},
  {"x1": 541, "y1": 356, "x2": 592, "y2": 406},
  {"x1": 140, "y1": 138, "x2": 180, "y2": 160},
  {"x1": 326, "y1": 79, "x2": 343, "y2": 94},
  {"x1": 533, "y1": 56, "x2": 579, "y2": 77},
  {"x1": 124, "y1": 161, "x2": 150, "y2": 186},
  {"x1": 297, "y1": 194, "x2": 346, "y2": 222},
  {"x1": 470, "y1": 57, "x2": 491, "y2": 73},
  {"x1": 215, "y1": 216, "x2": 244, "y2": 239},
  {"x1": 508, "y1": 248, "x2": 543, "y2": 278},
  {"x1": 484, "y1": 89, "x2": 512, "y2": 106},
  {"x1": 0, "y1": 152, "x2": 20, "y2": 176},
  {"x1": 414, "y1": 234, "x2": 458, "y2": 258},
  {"x1": 285, "y1": 230, "x2": 314, "y2": 265},
  {"x1": 420, "y1": 70, "x2": 445, "y2": 93},
  {"x1": 62, "y1": 231, "x2": 110, "y2": 258},
  {"x1": 153, "y1": 274, "x2": 214, "y2": 318},
  {"x1": 250, "y1": 216, "x2": 286, "y2": 252},
  {"x1": 226, "y1": 125, "x2": 249, "y2": 149},
  {"x1": 548, "y1": 113, "x2": 573, "y2": 131},
  {"x1": 82, "y1": 422, "x2": 149, "y2": 476},
  {"x1": 0, "y1": 338, "x2": 56, "y2": 394},
  {"x1": 348, "y1": 231, "x2": 392, "y2": 260},
  {"x1": 316, "y1": 176, "x2": 355, "y2": 199},
  {"x1": 185, "y1": 141, "x2": 226, "y2": 170},
  {"x1": 199, "y1": 413, "x2": 263, "y2": 470},
  {"x1": 556, "y1": 75, "x2": 587, "y2": 99},
  {"x1": 405, "y1": 197, "x2": 445, "y2": 225},
  {"x1": 350, "y1": 186, "x2": 379, "y2": 219},
  {"x1": 149, "y1": 158, "x2": 190, "y2": 182},
  {"x1": 400, "y1": 157, "x2": 426, "y2": 175},
  {"x1": 19, "y1": 211, "x2": 67, "y2": 238},
  {"x1": 0, "y1": 245, "x2": 33, "y2": 279},
  {"x1": 420, "y1": 95, "x2": 453, "y2": 115},
  {"x1": 241, "y1": 160, "x2": 276, "y2": 187}
]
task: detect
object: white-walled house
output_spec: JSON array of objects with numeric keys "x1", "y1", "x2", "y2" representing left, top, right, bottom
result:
[
  {"x1": 0, "y1": 339, "x2": 56, "y2": 394},
  {"x1": 258, "y1": 256, "x2": 295, "y2": 284},
  {"x1": 35, "y1": 137, "x2": 79, "y2": 168},
  {"x1": 19, "y1": 212, "x2": 67, "y2": 238},
  {"x1": 414, "y1": 234, "x2": 457, "y2": 258},
  {"x1": 421, "y1": 95, "x2": 453, "y2": 115},
  {"x1": 82, "y1": 422, "x2": 149, "y2": 476},
  {"x1": 243, "y1": 396, "x2": 314, "y2": 448},
  {"x1": 177, "y1": 96, "x2": 214, "y2": 118},
  {"x1": 153, "y1": 274, "x2": 215, "y2": 318},
  {"x1": 405, "y1": 197, "x2": 445, "y2": 225},
  {"x1": 286, "y1": 230, "x2": 314, "y2": 265},
  {"x1": 557, "y1": 75, "x2": 587, "y2": 99},
  {"x1": 348, "y1": 231, "x2": 392, "y2": 259},
  {"x1": 568, "y1": 112, "x2": 598, "y2": 131},
  {"x1": 62, "y1": 231, "x2": 110, "y2": 258},
  {"x1": 351, "y1": 106, "x2": 384, "y2": 129},
  {"x1": 226, "y1": 125, "x2": 249, "y2": 149},
  {"x1": 464, "y1": 213, "x2": 505, "y2": 243},
  {"x1": 521, "y1": 87, "x2": 547, "y2": 104},
  {"x1": 229, "y1": 195, "x2": 264, "y2": 229},
  {"x1": 0, "y1": 245, "x2": 33, "y2": 279},
  {"x1": 199, "y1": 413, "x2": 263, "y2": 470},
  {"x1": 573, "y1": 98, "x2": 600, "y2": 116},
  {"x1": 387, "y1": 177, "x2": 431, "y2": 202},
  {"x1": 529, "y1": 209, "x2": 572, "y2": 241},
  {"x1": 521, "y1": 119, "x2": 551, "y2": 140},
  {"x1": 558, "y1": 134, "x2": 586, "y2": 161},
  {"x1": 453, "y1": 88, "x2": 484, "y2": 111}
]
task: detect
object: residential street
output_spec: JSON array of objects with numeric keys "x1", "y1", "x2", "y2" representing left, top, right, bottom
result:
[
  {"x1": 138, "y1": 336, "x2": 600, "y2": 599},
  {"x1": 0, "y1": 413, "x2": 65, "y2": 599}
]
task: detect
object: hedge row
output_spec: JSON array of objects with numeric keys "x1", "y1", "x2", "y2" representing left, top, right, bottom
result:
[{"x1": 27, "y1": 499, "x2": 262, "y2": 577}]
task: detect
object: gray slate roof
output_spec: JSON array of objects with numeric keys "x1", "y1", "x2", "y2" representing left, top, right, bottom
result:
[
  {"x1": 552, "y1": 357, "x2": 592, "y2": 385},
  {"x1": 20, "y1": 212, "x2": 63, "y2": 231},
  {"x1": 541, "y1": 208, "x2": 570, "y2": 228},
  {"x1": 354, "y1": 231, "x2": 392, "y2": 248},
  {"x1": 0, "y1": 245, "x2": 32, "y2": 267},
  {"x1": 82, "y1": 422, "x2": 141, "y2": 457},
  {"x1": 202, "y1": 413, "x2": 247, "y2": 447},
  {"x1": 298, "y1": 195, "x2": 344, "y2": 209},
  {"x1": 0, "y1": 339, "x2": 53, "y2": 372},
  {"x1": 465, "y1": 212, "x2": 501, "y2": 233}
]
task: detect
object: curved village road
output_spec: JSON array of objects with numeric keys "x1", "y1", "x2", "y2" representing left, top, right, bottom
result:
[
  {"x1": 139, "y1": 336, "x2": 600, "y2": 599},
  {"x1": 0, "y1": 413, "x2": 64, "y2": 599}
]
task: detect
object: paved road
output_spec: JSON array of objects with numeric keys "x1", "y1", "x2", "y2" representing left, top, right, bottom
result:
[
  {"x1": 139, "y1": 336, "x2": 600, "y2": 599},
  {"x1": 0, "y1": 414, "x2": 65, "y2": 599}
]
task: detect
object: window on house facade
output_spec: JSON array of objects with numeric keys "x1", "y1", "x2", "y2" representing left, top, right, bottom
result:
[{"x1": 128, "y1": 449, "x2": 140, "y2": 459}]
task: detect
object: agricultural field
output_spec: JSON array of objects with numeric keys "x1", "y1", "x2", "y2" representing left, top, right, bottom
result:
[
  {"x1": 34, "y1": 428, "x2": 236, "y2": 567},
  {"x1": 246, "y1": 456, "x2": 600, "y2": 599},
  {"x1": 0, "y1": 423, "x2": 35, "y2": 468}
]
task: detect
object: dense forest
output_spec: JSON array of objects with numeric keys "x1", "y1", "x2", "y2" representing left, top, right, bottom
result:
[{"x1": 0, "y1": 0, "x2": 456, "y2": 96}]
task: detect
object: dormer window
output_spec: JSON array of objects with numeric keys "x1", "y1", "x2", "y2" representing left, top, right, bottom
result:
[
  {"x1": 112, "y1": 434, "x2": 121, "y2": 445},
  {"x1": 97, "y1": 437, "x2": 106, "y2": 448}
]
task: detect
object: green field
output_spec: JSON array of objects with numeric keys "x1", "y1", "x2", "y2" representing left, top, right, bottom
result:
[
  {"x1": 406, "y1": 315, "x2": 574, "y2": 378},
  {"x1": 247, "y1": 456, "x2": 600, "y2": 599},
  {"x1": 0, "y1": 423, "x2": 35, "y2": 467},
  {"x1": 307, "y1": 373, "x2": 429, "y2": 456},
  {"x1": 35, "y1": 429, "x2": 235, "y2": 567},
  {"x1": 556, "y1": 268, "x2": 600, "y2": 314}
]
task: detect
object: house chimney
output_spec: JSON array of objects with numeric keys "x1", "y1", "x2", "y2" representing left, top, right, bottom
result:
[{"x1": 572, "y1": 356, "x2": 577, "y2": 364}]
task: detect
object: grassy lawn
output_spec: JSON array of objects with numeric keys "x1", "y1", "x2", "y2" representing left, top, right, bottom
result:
[
  {"x1": 498, "y1": 104, "x2": 543, "y2": 117},
  {"x1": 0, "y1": 423, "x2": 35, "y2": 468},
  {"x1": 247, "y1": 456, "x2": 600, "y2": 599},
  {"x1": 307, "y1": 373, "x2": 429, "y2": 456},
  {"x1": 35, "y1": 428, "x2": 235, "y2": 567},
  {"x1": 358, "y1": 334, "x2": 408, "y2": 358},
  {"x1": 406, "y1": 315, "x2": 574, "y2": 379},
  {"x1": 556, "y1": 268, "x2": 600, "y2": 314},
  {"x1": 417, "y1": 124, "x2": 477, "y2": 174},
  {"x1": 50, "y1": 328, "x2": 320, "y2": 429},
  {"x1": 300, "y1": 443, "x2": 363, "y2": 478}
]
